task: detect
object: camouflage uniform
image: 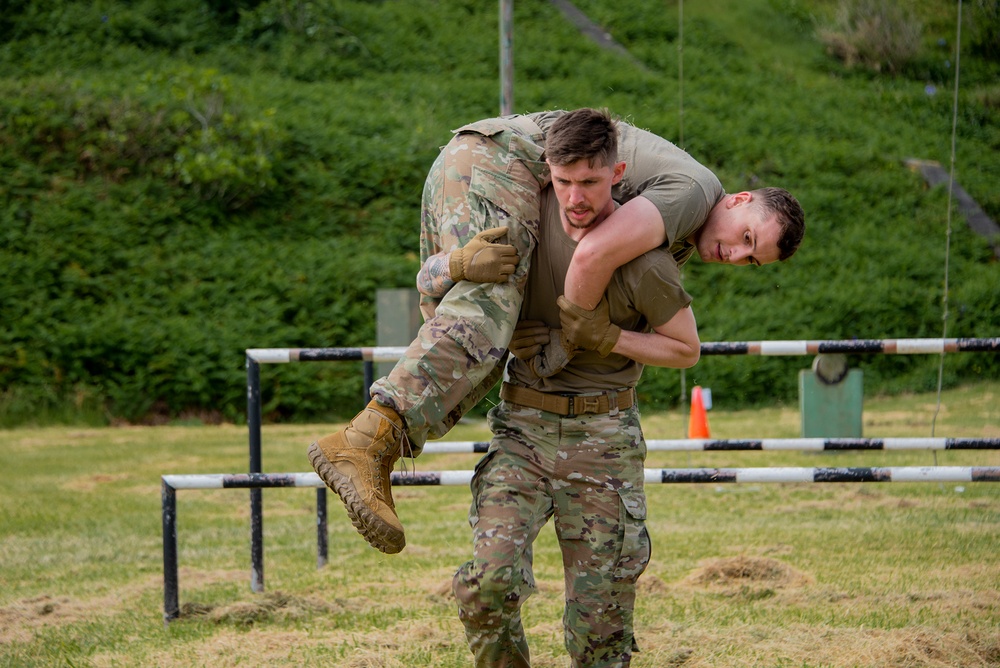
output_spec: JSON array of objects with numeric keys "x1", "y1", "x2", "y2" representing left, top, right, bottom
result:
[
  {"x1": 451, "y1": 181, "x2": 690, "y2": 666},
  {"x1": 369, "y1": 117, "x2": 550, "y2": 451},
  {"x1": 453, "y1": 401, "x2": 651, "y2": 668}
]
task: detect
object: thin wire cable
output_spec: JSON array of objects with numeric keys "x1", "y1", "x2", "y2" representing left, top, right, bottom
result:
[
  {"x1": 677, "y1": 0, "x2": 687, "y2": 413},
  {"x1": 931, "y1": 0, "x2": 963, "y2": 441},
  {"x1": 677, "y1": 0, "x2": 684, "y2": 148}
]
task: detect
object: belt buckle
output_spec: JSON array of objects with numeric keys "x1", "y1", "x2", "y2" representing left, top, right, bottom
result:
[{"x1": 579, "y1": 396, "x2": 603, "y2": 415}]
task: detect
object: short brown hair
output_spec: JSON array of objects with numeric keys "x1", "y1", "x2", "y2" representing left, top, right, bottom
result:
[
  {"x1": 753, "y1": 187, "x2": 805, "y2": 260},
  {"x1": 544, "y1": 108, "x2": 619, "y2": 169}
]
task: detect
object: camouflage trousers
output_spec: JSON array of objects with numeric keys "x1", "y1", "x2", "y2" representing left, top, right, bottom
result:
[
  {"x1": 453, "y1": 399, "x2": 651, "y2": 668},
  {"x1": 370, "y1": 116, "x2": 550, "y2": 451}
]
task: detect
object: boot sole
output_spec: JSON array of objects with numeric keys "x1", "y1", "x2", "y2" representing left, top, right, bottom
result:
[{"x1": 307, "y1": 441, "x2": 406, "y2": 554}]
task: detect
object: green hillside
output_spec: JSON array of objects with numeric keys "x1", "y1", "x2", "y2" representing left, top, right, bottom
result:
[{"x1": 1, "y1": 0, "x2": 998, "y2": 426}]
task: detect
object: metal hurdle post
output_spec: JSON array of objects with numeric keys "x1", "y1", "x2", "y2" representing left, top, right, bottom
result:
[
  {"x1": 162, "y1": 472, "x2": 324, "y2": 624},
  {"x1": 246, "y1": 355, "x2": 263, "y2": 592},
  {"x1": 244, "y1": 347, "x2": 407, "y2": 594}
]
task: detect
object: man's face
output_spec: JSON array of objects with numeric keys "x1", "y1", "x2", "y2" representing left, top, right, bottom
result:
[
  {"x1": 548, "y1": 158, "x2": 625, "y2": 230},
  {"x1": 695, "y1": 192, "x2": 782, "y2": 266}
]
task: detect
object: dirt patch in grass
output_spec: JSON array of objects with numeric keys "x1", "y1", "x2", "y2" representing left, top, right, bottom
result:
[
  {"x1": 638, "y1": 573, "x2": 672, "y2": 595},
  {"x1": 62, "y1": 472, "x2": 133, "y2": 492},
  {"x1": 681, "y1": 555, "x2": 814, "y2": 597},
  {"x1": 0, "y1": 568, "x2": 244, "y2": 643},
  {"x1": 634, "y1": 623, "x2": 1000, "y2": 667},
  {"x1": 172, "y1": 610, "x2": 463, "y2": 668},
  {"x1": 135, "y1": 628, "x2": 324, "y2": 668},
  {"x1": 0, "y1": 588, "x2": 146, "y2": 644},
  {"x1": 180, "y1": 590, "x2": 346, "y2": 625},
  {"x1": 0, "y1": 594, "x2": 85, "y2": 643}
]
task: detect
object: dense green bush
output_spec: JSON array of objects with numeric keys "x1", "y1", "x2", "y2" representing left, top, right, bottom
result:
[
  {"x1": 1, "y1": 0, "x2": 998, "y2": 426},
  {"x1": 969, "y1": 0, "x2": 1000, "y2": 60}
]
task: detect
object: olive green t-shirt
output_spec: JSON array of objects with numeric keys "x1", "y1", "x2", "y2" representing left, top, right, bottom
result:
[
  {"x1": 507, "y1": 191, "x2": 692, "y2": 394},
  {"x1": 527, "y1": 110, "x2": 724, "y2": 267}
]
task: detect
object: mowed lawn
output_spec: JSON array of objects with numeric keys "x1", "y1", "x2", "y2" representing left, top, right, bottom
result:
[{"x1": 1, "y1": 382, "x2": 998, "y2": 667}]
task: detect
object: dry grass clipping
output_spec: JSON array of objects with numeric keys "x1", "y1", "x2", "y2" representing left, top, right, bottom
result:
[{"x1": 682, "y1": 555, "x2": 813, "y2": 596}]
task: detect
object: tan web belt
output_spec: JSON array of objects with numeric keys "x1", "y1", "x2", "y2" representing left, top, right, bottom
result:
[{"x1": 500, "y1": 383, "x2": 636, "y2": 418}]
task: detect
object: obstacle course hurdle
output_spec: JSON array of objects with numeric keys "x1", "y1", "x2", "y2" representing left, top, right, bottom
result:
[
  {"x1": 162, "y1": 337, "x2": 999, "y2": 623},
  {"x1": 162, "y1": 458, "x2": 1000, "y2": 622}
]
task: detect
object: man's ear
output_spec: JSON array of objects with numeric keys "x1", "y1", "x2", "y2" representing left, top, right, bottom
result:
[
  {"x1": 727, "y1": 191, "x2": 752, "y2": 208},
  {"x1": 612, "y1": 161, "x2": 626, "y2": 185}
]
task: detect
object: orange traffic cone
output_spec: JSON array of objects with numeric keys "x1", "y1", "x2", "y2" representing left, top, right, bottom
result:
[{"x1": 687, "y1": 386, "x2": 711, "y2": 438}]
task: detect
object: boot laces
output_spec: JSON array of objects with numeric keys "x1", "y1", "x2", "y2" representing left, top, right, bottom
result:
[{"x1": 360, "y1": 405, "x2": 416, "y2": 504}]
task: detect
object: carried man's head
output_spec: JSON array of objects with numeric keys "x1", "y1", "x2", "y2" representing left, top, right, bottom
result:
[
  {"x1": 694, "y1": 187, "x2": 804, "y2": 266},
  {"x1": 544, "y1": 108, "x2": 625, "y2": 232}
]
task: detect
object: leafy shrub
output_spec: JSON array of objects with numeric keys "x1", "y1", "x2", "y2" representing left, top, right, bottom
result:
[
  {"x1": 150, "y1": 67, "x2": 287, "y2": 210},
  {"x1": 0, "y1": 68, "x2": 286, "y2": 212},
  {"x1": 969, "y1": 0, "x2": 1000, "y2": 60},
  {"x1": 818, "y1": 0, "x2": 924, "y2": 74}
]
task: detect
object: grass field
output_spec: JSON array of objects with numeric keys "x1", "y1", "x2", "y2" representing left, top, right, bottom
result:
[{"x1": 1, "y1": 382, "x2": 998, "y2": 667}]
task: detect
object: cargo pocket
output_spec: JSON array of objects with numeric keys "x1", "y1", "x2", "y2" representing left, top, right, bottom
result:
[
  {"x1": 613, "y1": 487, "x2": 651, "y2": 583},
  {"x1": 468, "y1": 165, "x2": 542, "y2": 245},
  {"x1": 467, "y1": 446, "x2": 502, "y2": 528},
  {"x1": 416, "y1": 316, "x2": 498, "y2": 386}
]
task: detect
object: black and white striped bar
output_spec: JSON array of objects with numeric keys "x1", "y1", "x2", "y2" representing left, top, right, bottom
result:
[
  {"x1": 699, "y1": 337, "x2": 1000, "y2": 356},
  {"x1": 247, "y1": 347, "x2": 409, "y2": 363},
  {"x1": 163, "y1": 466, "x2": 1000, "y2": 492},
  {"x1": 421, "y1": 465, "x2": 1000, "y2": 484},
  {"x1": 247, "y1": 337, "x2": 1000, "y2": 364},
  {"x1": 420, "y1": 437, "x2": 1000, "y2": 455},
  {"x1": 161, "y1": 471, "x2": 475, "y2": 490},
  {"x1": 164, "y1": 472, "x2": 324, "y2": 489},
  {"x1": 648, "y1": 466, "x2": 1000, "y2": 484}
]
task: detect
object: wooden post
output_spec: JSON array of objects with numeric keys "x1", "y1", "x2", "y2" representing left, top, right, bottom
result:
[{"x1": 499, "y1": 0, "x2": 513, "y2": 115}]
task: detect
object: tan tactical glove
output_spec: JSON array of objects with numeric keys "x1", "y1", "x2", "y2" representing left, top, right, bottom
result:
[
  {"x1": 509, "y1": 320, "x2": 578, "y2": 378},
  {"x1": 557, "y1": 295, "x2": 621, "y2": 358},
  {"x1": 449, "y1": 226, "x2": 519, "y2": 283},
  {"x1": 509, "y1": 321, "x2": 550, "y2": 360}
]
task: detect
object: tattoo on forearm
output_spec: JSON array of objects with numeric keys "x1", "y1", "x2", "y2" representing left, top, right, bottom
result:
[{"x1": 416, "y1": 254, "x2": 455, "y2": 298}]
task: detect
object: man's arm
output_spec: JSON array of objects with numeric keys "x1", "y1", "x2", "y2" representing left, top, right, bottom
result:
[
  {"x1": 558, "y1": 295, "x2": 700, "y2": 369},
  {"x1": 612, "y1": 306, "x2": 700, "y2": 369},
  {"x1": 416, "y1": 251, "x2": 453, "y2": 299},
  {"x1": 564, "y1": 196, "x2": 666, "y2": 310},
  {"x1": 414, "y1": 227, "x2": 520, "y2": 299}
]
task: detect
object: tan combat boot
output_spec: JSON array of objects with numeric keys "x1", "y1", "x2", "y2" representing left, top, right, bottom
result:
[{"x1": 307, "y1": 399, "x2": 407, "y2": 554}]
